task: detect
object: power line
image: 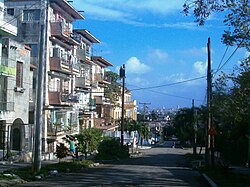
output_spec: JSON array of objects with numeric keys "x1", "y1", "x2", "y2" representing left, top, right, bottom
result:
[
  {"x1": 127, "y1": 83, "x2": 204, "y2": 102},
  {"x1": 213, "y1": 29, "x2": 250, "y2": 77},
  {"x1": 129, "y1": 75, "x2": 206, "y2": 91}
]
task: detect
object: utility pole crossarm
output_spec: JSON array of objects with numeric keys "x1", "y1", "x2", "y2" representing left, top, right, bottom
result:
[{"x1": 139, "y1": 102, "x2": 151, "y2": 121}]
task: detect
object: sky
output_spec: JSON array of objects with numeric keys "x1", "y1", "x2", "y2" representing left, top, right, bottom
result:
[{"x1": 72, "y1": 0, "x2": 247, "y2": 109}]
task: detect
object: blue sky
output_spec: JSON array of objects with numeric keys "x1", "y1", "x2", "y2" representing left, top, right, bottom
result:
[{"x1": 73, "y1": 0, "x2": 247, "y2": 109}]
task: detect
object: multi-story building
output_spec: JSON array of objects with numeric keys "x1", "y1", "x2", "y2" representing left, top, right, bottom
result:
[
  {"x1": 0, "y1": 0, "x2": 32, "y2": 157},
  {"x1": 5, "y1": 0, "x2": 84, "y2": 155},
  {"x1": 111, "y1": 89, "x2": 137, "y2": 122},
  {"x1": 91, "y1": 56, "x2": 113, "y2": 126},
  {"x1": 73, "y1": 29, "x2": 100, "y2": 130}
]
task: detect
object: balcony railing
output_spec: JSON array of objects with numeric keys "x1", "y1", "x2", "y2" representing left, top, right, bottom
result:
[
  {"x1": 47, "y1": 122, "x2": 79, "y2": 137},
  {"x1": 124, "y1": 101, "x2": 136, "y2": 109},
  {"x1": 75, "y1": 77, "x2": 91, "y2": 89},
  {"x1": 48, "y1": 91, "x2": 79, "y2": 105},
  {"x1": 49, "y1": 56, "x2": 71, "y2": 72},
  {"x1": 50, "y1": 21, "x2": 78, "y2": 45},
  {"x1": 0, "y1": 56, "x2": 16, "y2": 76},
  {"x1": 94, "y1": 73, "x2": 111, "y2": 85}
]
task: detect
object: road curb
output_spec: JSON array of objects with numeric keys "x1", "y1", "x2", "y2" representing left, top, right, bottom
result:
[{"x1": 201, "y1": 173, "x2": 218, "y2": 187}]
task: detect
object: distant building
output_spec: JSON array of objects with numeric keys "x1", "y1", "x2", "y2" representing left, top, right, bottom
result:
[{"x1": 111, "y1": 88, "x2": 137, "y2": 122}]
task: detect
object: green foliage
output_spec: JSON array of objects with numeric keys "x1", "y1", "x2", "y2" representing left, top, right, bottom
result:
[
  {"x1": 95, "y1": 137, "x2": 129, "y2": 160},
  {"x1": 213, "y1": 61, "x2": 250, "y2": 164},
  {"x1": 76, "y1": 128, "x2": 103, "y2": 154},
  {"x1": 172, "y1": 106, "x2": 206, "y2": 147},
  {"x1": 56, "y1": 143, "x2": 68, "y2": 160},
  {"x1": 104, "y1": 71, "x2": 121, "y2": 104},
  {"x1": 183, "y1": 0, "x2": 250, "y2": 51},
  {"x1": 173, "y1": 108, "x2": 195, "y2": 144}
]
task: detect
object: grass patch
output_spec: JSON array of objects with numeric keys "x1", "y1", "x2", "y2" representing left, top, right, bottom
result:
[
  {"x1": 0, "y1": 174, "x2": 17, "y2": 180},
  {"x1": 199, "y1": 166, "x2": 250, "y2": 187},
  {"x1": 3, "y1": 160, "x2": 93, "y2": 181}
]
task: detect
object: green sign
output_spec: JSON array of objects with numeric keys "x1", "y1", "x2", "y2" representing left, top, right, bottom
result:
[{"x1": 0, "y1": 65, "x2": 16, "y2": 76}]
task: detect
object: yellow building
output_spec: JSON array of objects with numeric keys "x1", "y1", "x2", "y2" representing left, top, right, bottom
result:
[{"x1": 111, "y1": 89, "x2": 137, "y2": 122}]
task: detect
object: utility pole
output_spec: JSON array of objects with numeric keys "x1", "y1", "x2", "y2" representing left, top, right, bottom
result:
[
  {"x1": 206, "y1": 37, "x2": 214, "y2": 165},
  {"x1": 192, "y1": 99, "x2": 197, "y2": 155},
  {"x1": 139, "y1": 102, "x2": 151, "y2": 121},
  {"x1": 120, "y1": 64, "x2": 125, "y2": 147},
  {"x1": 33, "y1": 0, "x2": 48, "y2": 173}
]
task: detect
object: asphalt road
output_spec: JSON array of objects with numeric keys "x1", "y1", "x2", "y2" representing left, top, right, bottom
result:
[{"x1": 15, "y1": 144, "x2": 209, "y2": 187}]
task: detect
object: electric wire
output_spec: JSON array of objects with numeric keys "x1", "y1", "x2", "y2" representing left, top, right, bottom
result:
[
  {"x1": 129, "y1": 75, "x2": 206, "y2": 91},
  {"x1": 213, "y1": 29, "x2": 250, "y2": 78},
  {"x1": 127, "y1": 83, "x2": 204, "y2": 102}
]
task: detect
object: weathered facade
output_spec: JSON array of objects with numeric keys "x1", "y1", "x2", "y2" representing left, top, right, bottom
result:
[
  {"x1": 0, "y1": 0, "x2": 33, "y2": 160},
  {"x1": 2, "y1": 0, "x2": 137, "y2": 160}
]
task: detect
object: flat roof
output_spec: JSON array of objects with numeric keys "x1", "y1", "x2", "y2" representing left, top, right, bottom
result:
[
  {"x1": 92, "y1": 56, "x2": 113, "y2": 67},
  {"x1": 74, "y1": 29, "x2": 100, "y2": 43},
  {"x1": 51, "y1": 0, "x2": 84, "y2": 20}
]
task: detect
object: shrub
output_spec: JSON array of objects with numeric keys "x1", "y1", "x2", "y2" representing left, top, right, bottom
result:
[
  {"x1": 56, "y1": 143, "x2": 68, "y2": 160},
  {"x1": 95, "y1": 137, "x2": 129, "y2": 160}
]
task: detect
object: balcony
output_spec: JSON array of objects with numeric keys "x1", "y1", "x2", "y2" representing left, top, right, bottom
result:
[
  {"x1": 94, "y1": 73, "x2": 111, "y2": 86},
  {"x1": 50, "y1": 21, "x2": 79, "y2": 45},
  {"x1": 75, "y1": 49, "x2": 85, "y2": 61},
  {"x1": 75, "y1": 48, "x2": 91, "y2": 61},
  {"x1": 0, "y1": 10, "x2": 17, "y2": 36},
  {"x1": 49, "y1": 56, "x2": 71, "y2": 74},
  {"x1": 0, "y1": 56, "x2": 16, "y2": 77},
  {"x1": 48, "y1": 91, "x2": 79, "y2": 105},
  {"x1": 75, "y1": 77, "x2": 91, "y2": 89},
  {"x1": 125, "y1": 101, "x2": 136, "y2": 109}
]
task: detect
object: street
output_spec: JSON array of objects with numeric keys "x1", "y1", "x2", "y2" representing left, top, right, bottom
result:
[{"x1": 15, "y1": 144, "x2": 208, "y2": 187}]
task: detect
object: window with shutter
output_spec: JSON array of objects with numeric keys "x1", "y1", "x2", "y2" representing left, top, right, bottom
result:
[{"x1": 16, "y1": 61, "x2": 23, "y2": 88}]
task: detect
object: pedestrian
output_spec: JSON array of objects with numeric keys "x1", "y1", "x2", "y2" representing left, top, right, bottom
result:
[
  {"x1": 172, "y1": 142, "x2": 175, "y2": 148},
  {"x1": 69, "y1": 138, "x2": 76, "y2": 157}
]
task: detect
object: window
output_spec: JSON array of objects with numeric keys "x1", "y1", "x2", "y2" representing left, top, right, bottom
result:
[
  {"x1": 27, "y1": 44, "x2": 38, "y2": 57},
  {"x1": 16, "y1": 61, "x2": 23, "y2": 88},
  {"x1": 23, "y1": 9, "x2": 40, "y2": 22},
  {"x1": 7, "y1": 8, "x2": 14, "y2": 16}
]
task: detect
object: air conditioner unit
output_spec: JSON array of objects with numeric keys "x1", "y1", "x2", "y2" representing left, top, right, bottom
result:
[{"x1": 14, "y1": 87, "x2": 25, "y2": 93}]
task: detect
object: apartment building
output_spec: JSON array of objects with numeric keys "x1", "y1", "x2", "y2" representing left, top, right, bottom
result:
[
  {"x1": 91, "y1": 56, "x2": 113, "y2": 126},
  {"x1": 5, "y1": 0, "x2": 84, "y2": 155},
  {"x1": 73, "y1": 29, "x2": 100, "y2": 130},
  {"x1": 112, "y1": 89, "x2": 137, "y2": 121},
  {"x1": 0, "y1": 0, "x2": 32, "y2": 157}
]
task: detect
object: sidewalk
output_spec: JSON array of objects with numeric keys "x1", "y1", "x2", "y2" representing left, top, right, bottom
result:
[{"x1": 0, "y1": 159, "x2": 60, "y2": 173}]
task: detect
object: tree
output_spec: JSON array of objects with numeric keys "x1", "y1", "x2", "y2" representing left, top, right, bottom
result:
[
  {"x1": 76, "y1": 128, "x2": 103, "y2": 155},
  {"x1": 212, "y1": 61, "x2": 250, "y2": 164},
  {"x1": 183, "y1": 0, "x2": 250, "y2": 165},
  {"x1": 173, "y1": 107, "x2": 205, "y2": 150},
  {"x1": 183, "y1": 0, "x2": 250, "y2": 50},
  {"x1": 173, "y1": 108, "x2": 194, "y2": 145},
  {"x1": 104, "y1": 71, "x2": 121, "y2": 104}
]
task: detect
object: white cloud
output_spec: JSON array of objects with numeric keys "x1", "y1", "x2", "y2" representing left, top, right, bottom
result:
[
  {"x1": 125, "y1": 57, "x2": 151, "y2": 74},
  {"x1": 148, "y1": 49, "x2": 169, "y2": 62},
  {"x1": 193, "y1": 61, "x2": 207, "y2": 75},
  {"x1": 78, "y1": 3, "x2": 133, "y2": 21},
  {"x1": 78, "y1": 0, "x2": 185, "y2": 15},
  {"x1": 181, "y1": 47, "x2": 207, "y2": 57},
  {"x1": 75, "y1": 0, "x2": 192, "y2": 28}
]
